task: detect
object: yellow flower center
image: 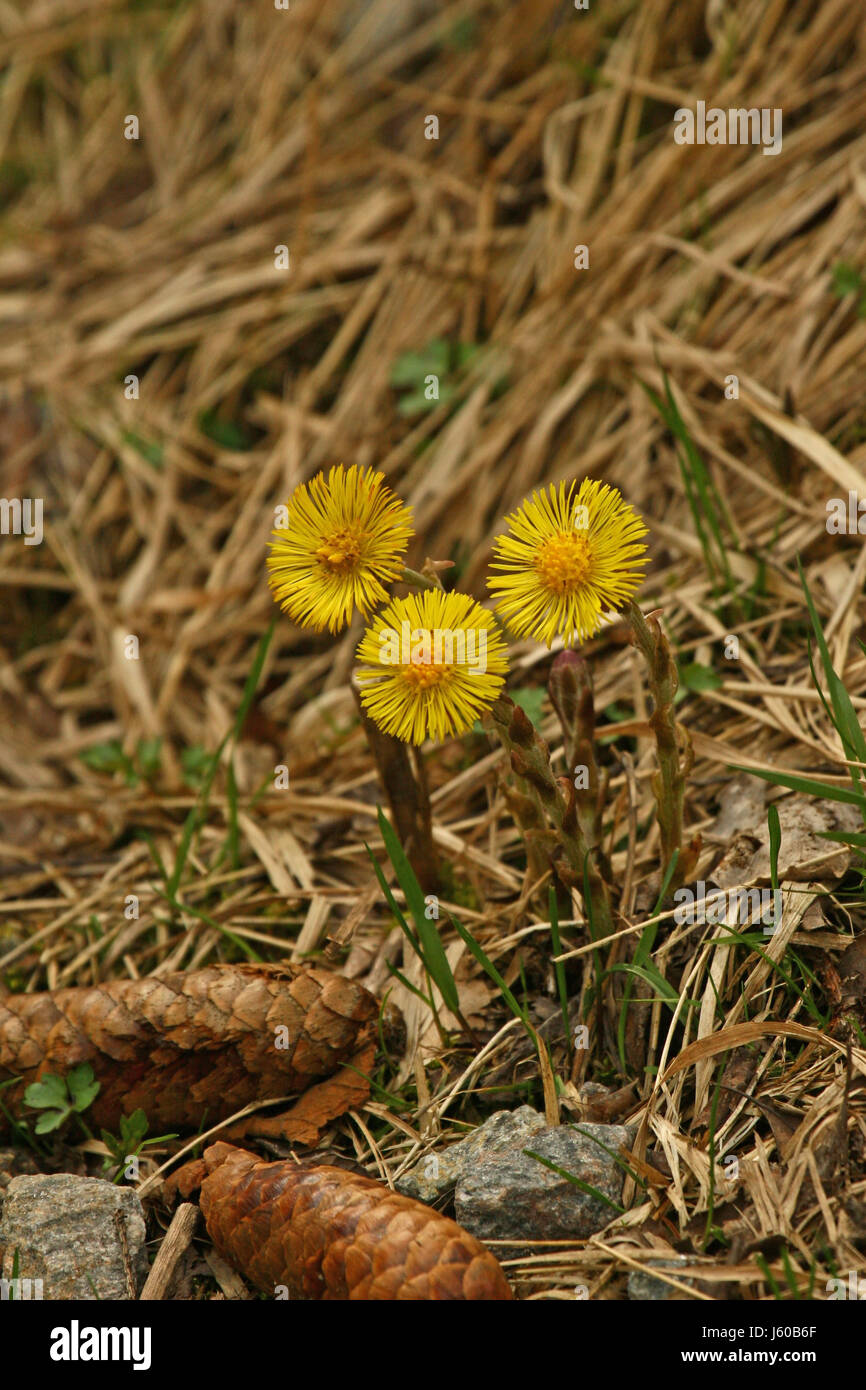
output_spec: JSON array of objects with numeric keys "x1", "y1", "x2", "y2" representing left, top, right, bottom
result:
[
  {"x1": 534, "y1": 531, "x2": 591, "y2": 595},
  {"x1": 315, "y1": 526, "x2": 362, "y2": 574},
  {"x1": 402, "y1": 660, "x2": 449, "y2": 691}
]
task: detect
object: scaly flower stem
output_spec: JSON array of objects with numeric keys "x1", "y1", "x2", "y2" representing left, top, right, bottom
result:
[
  {"x1": 485, "y1": 695, "x2": 615, "y2": 938},
  {"x1": 625, "y1": 599, "x2": 696, "y2": 888},
  {"x1": 352, "y1": 687, "x2": 439, "y2": 892},
  {"x1": 548, "y1": 650, "x2": 610, "y2": 879}
]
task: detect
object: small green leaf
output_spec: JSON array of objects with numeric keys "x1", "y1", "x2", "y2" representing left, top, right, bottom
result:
[
  {"x1": 831, "y1": 262, "x2": 862, "y2": 298},
  {"x1": 120, "y1": 1109, "x2": 149, "y2": 1148},
  {"x1": 71, "y1": 1082, "x2": 100, "y2": 1112},
  {"x1": 510, "y1": 687, "x2": 546, "y2": 730},
  {"x1": 198, "y1": 410, "x2": 255, "y2": 451},
  {"x1": 446, "y1": 14, "x2": 478, "y2": 49},
  {"x1": 34, "y1": 1110, "x2": 67, "y2": 1135},
  {"x1": 679, "y1": 661, "x2": 723, "y2": 694},
  {"x1": 454, "y1": 341, "x2": 481, "y2": 368},
  {"x1": 67, "y1": 1063, "x2": 100, "y2": 1112},
  {"x1": 23, "y1": 1074, "x2": 68, "y2": 1110},
  {"x1": 389, "y1": 338, "x2": 485, "y2": 416},
  {"x1": 79, "y1": 741, "x2": 127, "y2": 773},
  {"x1": 389, "y1": 339, "x2": 451, "y2": 387},
  {"x1": 121, "y1": 430, "x2": 163, "y2": 469},
  {"x1": 136, "y1": 738, "x2": 162, "y2": 778},
  {"x1": 181, "y1": 745, "x2": 211, "y2": 789},
  {"x1": 396, "y1": 385, "x2": 455, "y2": 417}
]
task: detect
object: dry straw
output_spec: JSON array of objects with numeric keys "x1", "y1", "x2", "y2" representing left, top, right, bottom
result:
[{"x1": 0, "y1": 0, "x2": 865, "y2": 1301}]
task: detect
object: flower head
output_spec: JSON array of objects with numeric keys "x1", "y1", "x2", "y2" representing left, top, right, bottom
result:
[
  {"x1": 355, "y1": 589, "x2": 508, "y2": 744},
  {"x1": 487, "y1": 478, "x2": 648, "y2": 647},
  {"x1": 267, "y1": 465, "x2": 413, "y2": 633}
]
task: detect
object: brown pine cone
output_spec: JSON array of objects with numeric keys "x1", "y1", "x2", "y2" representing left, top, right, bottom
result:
[
  {"x1": 0, "y1": 963, "x2": 377, "y2": 1133},
  {"x1": 199, "y1": 1142, "x2": 513, "y2": 1300}
]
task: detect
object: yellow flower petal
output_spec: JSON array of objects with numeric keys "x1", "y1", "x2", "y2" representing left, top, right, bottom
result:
[
  {"x1": 487, "y1": 478, "x2": 648, "y2": 647},
  {"x1": 266, "y1": 465, "x2": 413, "y2": 633},
  {"x1": 356, "y1": 589, "x2": 508, "y2": 745}
]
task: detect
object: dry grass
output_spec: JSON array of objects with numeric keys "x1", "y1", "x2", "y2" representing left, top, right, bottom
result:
[{"x1": 1, "y1": 0, "x2": 866, "y2": 1300}]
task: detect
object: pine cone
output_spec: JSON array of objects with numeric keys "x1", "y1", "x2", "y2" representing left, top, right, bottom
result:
[
  {"x1": 200, "y1": 1142, "x2": 513, "y2": 1300},
  {"x1": 0, "y1": 963, "x2": 377, "y2": 1132}
]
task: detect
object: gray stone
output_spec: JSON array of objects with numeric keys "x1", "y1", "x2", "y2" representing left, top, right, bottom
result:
[
  {"x1": 628, "y1": 1257, "x2": 695, "y2": 1300},
  {"x1": 0, "y1": 1173, "x2": 147, "y2": 1299},
  {"x1": 454, "y1": 1122, "x2": 631, "y2": 1242},
  {"x1": 396, "y1": 1105, "x2": 547, "y2": 1203}
]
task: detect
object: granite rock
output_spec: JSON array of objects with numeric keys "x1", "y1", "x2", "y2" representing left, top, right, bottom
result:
[
  {"x1": 0, "y1": 1173, "x2": 147, "y2": 1299},
  {"x1": 396, "y1": 1105, "x2": 547, "y2": 1204},
  {"x1": 455, "y1": 1122, "x2": 632, "y2": 1242}
]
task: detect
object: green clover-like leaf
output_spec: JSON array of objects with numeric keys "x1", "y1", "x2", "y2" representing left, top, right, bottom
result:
[
  {"x1": 67, "y1": 1063, "x2": 100, "y2": 1112},
  {"x1": 34, "y1": 1109, "x2": 68, "y2": 1135},
  {"x1": 23, "y1": 1074, "x2": 68, "y2": 1111},
  {"x1": 119, "y1": 1109, "x2": 149, "y2": 1149}
]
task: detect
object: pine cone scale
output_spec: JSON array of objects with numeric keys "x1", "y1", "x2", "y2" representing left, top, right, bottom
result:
[{"x1": 199, "y1": 1142, "x2": 512, "y2": 1301}]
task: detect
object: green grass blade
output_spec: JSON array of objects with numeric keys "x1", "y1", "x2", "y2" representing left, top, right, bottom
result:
[
  {"x1": 365, "y1": 842, "x2": 418, "y2": 946},
  {"x1": 638, "y1": 379, "x2": 718, "y2": 588},
  {"x1": 754, "y1": 1252, "x2": 782, "y2": 1299},
  {"x1": 639, "y1": 372, "x2": 736, "y2": 594},
  {"x1": 713, "y1": 926, "x2": 824, "y2": 1023},
  {"x1": 523, "y1": 1149, "x2": 625, "y2": 1214},
  {"x1": 231, "y1": 619, "x2": 276, "y2": 742},
  {"x1": 661, "y1": 370, "x2": 736, "y2": 549},
  {"x1": 374, "y1": 808, "x2": 460, "y2": 1015},
  {"x1": 448, "y1": 912, "x2": 531, "y2": 1035},
  {"x1": 617, "y1": 850, "x2": 681, "y2": 1068},
  {"x1": 798, "y1": 559, "x2": 866, "y2": 767},
  {"x1": 638, "y1": 850, "x2": 679, "y2": 969},
  {"x1": 728, "y1": 764, "x2": 865, "y2": 807},
  {"x1": 767, "y1": 803, "x2": 782, "y2": 926},
  {"x1": 154, "y1": 889, "x2": 260, "y2": 961},
  {"x1": 385, "y1": 961, "x2": 434, "y2": 1009},
  {"x1": 817, "y1": 829, "x2": 866, "y2": 847},
  {"x1": 548, "y1": 886, "x2": 570, "y2": 1050},
  {"x1": 607, "y1": 961, "x2": 681, "y2": 1010},
  {"x1": 136, "y1": 829, "x2": 168, "y2": 883}
]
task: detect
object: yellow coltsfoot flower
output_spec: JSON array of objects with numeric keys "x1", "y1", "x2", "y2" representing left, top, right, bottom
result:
[
  {"x1": 356, "y1": 589, "x2": 508, "y2": 744},
  {"x1": 267, "y1": 464, "x2": 413, "y2": 633},
  {"x1": 487, "y1": 477, "x2": 648, "y2": 647}
]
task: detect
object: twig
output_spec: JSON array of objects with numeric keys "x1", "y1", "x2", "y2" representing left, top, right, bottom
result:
[{"x1": 140, "y1": 1203, "x2": 200, "y2": 1301}]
